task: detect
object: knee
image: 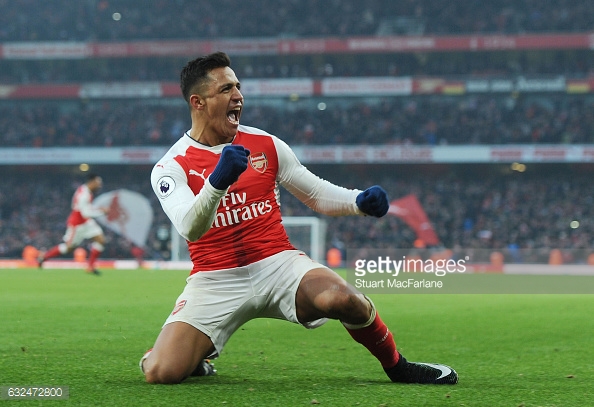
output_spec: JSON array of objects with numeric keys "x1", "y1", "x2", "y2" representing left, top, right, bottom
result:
[
  {"x1": 318, "y1": 291, "x2": 370, "y2": 323},
  {"x1": 143, "y1": 360, "x2": 187, "y2": 384}
]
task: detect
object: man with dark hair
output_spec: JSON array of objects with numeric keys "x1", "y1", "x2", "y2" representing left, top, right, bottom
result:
[
  {"x1": 38, "y1": 173, "x2": 107, "y2": 275},
  {"x1": 141, "y1": 51, "x2": 458, "y2": 385}
]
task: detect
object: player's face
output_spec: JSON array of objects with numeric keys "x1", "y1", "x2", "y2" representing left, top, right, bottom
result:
[
  {"x1": 89, "y1": 177, "x2": 102, "y2": 192},
  {"x1": 201, "y1": 66, "x2": 243, "y2": 143}
]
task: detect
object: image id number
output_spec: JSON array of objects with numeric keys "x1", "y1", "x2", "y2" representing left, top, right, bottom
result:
[{"x1": 1, "y1": 386, "x2": 69, "y2": 399}]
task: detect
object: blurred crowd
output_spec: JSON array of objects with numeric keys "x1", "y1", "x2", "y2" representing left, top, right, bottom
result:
[
  {"x1": 3, "y1": 50, "x2": 593, "y2": 84},
  {"x1": 245, "y1": 95, "x2": 594, "y2": 145},
  {"x1": 0, "y1": 101, "x2": 187, "y2": 147},
  {"x1": 3, "y1": 95, "x2": 594, "y2": 147},
  {"x1": 2, "y1": 1, "x2": 593, "y2": 264},
  {"x1": 0, "y1": 168, "x2": 170, "y2": 261},
  {"x1": 1, "y1": 166, "x2": 592, "y2": 263},
  {"x1": 284, "y1": 165, "x2": 594, "y2": 257},
  {"x1": 1, "y1": 0, "x2": 593, "y2": 42}
]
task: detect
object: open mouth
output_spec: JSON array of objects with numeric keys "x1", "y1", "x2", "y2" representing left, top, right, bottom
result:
[{"x1": 227, "y1": 107, "x2": 241, "y2": 125}]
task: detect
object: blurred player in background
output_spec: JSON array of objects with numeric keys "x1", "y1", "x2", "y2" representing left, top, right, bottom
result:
[
  {"x1": 38, "y1": 173, "x2": 107, "y2": 275},
  {"x1": 141, "y1": 52, "x2": 458, "y2": 385}
]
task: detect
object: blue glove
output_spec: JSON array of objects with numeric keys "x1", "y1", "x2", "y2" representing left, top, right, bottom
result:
[
  {"x1": 356, "y1": 185, "x2": 389, "y2": 217},
  {"x1": 209, "y1": 145, "x2": 250, "y2": 190}
]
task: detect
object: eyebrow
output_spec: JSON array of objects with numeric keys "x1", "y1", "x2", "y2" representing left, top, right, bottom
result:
[{"x1": 219, "y1": 81, "x2": 241, "y2": 92}]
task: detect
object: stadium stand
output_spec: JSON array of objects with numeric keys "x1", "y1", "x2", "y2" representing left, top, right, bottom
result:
[
  {"x1": 2, "y1": 164, "x2": 592, "y2": 261},
  {"x1": 2, "y1": 0, "x2": 594, "y2": 42},
  {"x1": 3, "y1": 95, "x2": 594, "y2": 147},
  {"x1": 1, "y1": 0, "x2": 593, "y2": 262}
]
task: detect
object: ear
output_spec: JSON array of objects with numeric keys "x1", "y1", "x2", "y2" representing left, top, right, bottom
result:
[{"x1": 190, "y1": 94, "x2": 205, "y2": 111}]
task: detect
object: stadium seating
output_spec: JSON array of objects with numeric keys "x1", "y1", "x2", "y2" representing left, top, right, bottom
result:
[
  {"x1": 2, "y1": 95, "x2": 594, "y2": 147},
  {"x1": 1, "y1": 1, "x2": 593, "y2": 261},
  {"x1": 2, "y1": 0, "x2": 594, "y2": 42},
  {"x1": 2, "y1": 165, "x2": 592, "y2": 261}
]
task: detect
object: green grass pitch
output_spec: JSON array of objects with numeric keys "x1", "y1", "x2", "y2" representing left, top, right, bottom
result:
[{"x1": 1, "y1": 268, "x2": 592, "y2": 406}]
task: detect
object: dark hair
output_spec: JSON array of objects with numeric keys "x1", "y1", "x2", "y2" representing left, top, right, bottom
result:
[
  {"x1": 180, "y1": 52, "x2": 231, "y2": 103},
  {"x1": 86, "y1": 173, "x2": 100, "y2": 182}
]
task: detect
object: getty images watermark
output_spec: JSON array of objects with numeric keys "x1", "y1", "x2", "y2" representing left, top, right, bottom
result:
[
  {"x1": 351, "y1": 254, "x2": 467, "y2": 292},
  {"x1": 345, "y1": 248, "x2": 594, "y2": 294}
]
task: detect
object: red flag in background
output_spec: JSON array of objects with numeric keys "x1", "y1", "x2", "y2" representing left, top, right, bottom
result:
[{"x1": 388, "y1": 194, "x2": 440, "y2": 246}]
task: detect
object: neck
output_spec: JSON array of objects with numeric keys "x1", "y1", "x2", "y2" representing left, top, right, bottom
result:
[{"x1": 188, "y1": 129, "x2": 234, "y2": 147}]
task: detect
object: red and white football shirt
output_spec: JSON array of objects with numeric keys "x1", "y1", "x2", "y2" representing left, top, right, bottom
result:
[
  {"x1": 151, "y1": 125, "x2": 362, "y2": 275},
  {"x1": 66, "y1": 184, "x2": 104, "y2": 227}
]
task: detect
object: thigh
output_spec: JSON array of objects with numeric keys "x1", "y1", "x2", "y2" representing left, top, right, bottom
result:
[
  {"x1": 63, "y1": 225, "x2": 81, "y2": 247},
  {"x1": 165, "y1": 268, "x2": 255, "y2": 357},
  {"x1": 143, "y1": 321, "x2": 215, "y2": 383},
  {"x1": 253, "y1": 250, "x2": 330, "y2": 329},
  {"x1": 90, "y1": 233, "x2": 105, "y2": 245},
  {"x1": 64, "y1": 221, "x2": 101, "y2": 247},
  {"x1": 80, "y1": 219, "x2": 103, "y2": 240}
]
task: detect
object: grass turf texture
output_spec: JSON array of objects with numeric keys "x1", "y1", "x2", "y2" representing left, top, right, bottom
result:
[{"x1": 0, "y1": 268, "x2": 592, "y2": 406}]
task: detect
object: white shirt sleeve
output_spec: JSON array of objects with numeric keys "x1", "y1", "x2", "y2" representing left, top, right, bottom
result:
[
  {"x1": 274, "y1": 137, "x2": 363, "y2": 216},
  {"x1": 77, "y1": 187, "x2": 105, "y2": 219},
  {"x1": 151, "y1": 160, "x2": 227, "y2": 242}
]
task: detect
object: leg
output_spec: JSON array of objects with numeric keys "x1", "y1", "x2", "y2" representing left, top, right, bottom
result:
[
  {"x1": 86, "y1": 235, "x2": 105, "y2": 273},
  {"x1": 39, "y1": 242, "x2": 72, "y2": 266},
  {"x1": 296, "y1": 267, "x2": 399, "y2": 368},
  {"x1": 40, "y1": 225, "x2": 79, "y2": 267},
  {"x1": 295, "y1": 267, "x2": 371, "y2": 325},
  {"x1": 142, "y1": 266, "x2": 253, "y2": 384},
  {"x1": 295, "y1": 267, "x2": 458, "y2": 385},
  {"x1": 142, "y1": 321, "x2": 215, "y2": 384}
]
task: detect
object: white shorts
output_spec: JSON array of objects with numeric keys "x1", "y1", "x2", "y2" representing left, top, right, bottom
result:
[
  {"x1": 163, "y1": 250, "x2": 329, "y2": 358},
  {"x1": 63, "y1": 219, "x2": 103, "y2": 247}
]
